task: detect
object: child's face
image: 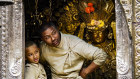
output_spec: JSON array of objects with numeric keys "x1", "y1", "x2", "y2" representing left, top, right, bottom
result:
[{"x1": 25, "y1": 45, "x2": 40, "y2": 64}]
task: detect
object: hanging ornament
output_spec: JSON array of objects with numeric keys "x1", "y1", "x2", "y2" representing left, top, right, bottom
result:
[{"x1": 49, "y1": 0, "x2": 52, "y2": 21}]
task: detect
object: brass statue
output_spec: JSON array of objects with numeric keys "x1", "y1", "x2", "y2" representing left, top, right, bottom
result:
[
  {"x1": 57, "y1": 0, "x2": 116, "y2": 79},
  {"x1": 78, "y1": 0, "x2": 116, "y2": 79},
  {"x1": 78, "y1": 0, "x2": 114, "y2": 39}
]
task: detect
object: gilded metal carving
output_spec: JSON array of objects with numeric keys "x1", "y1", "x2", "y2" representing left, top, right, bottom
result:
[
  {"x1": 58, "y1": 1, "x2": 80, "y2": 35},
  {"x1": 134, "y1": 0, "x2": 140, "y2": 78}
]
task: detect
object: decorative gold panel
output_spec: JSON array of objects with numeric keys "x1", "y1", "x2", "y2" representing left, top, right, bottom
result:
[{"x1": 134, "y1": 0, "x2": 140, "y2": 79}]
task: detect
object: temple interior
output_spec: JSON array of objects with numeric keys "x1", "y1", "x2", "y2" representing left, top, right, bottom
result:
[{"x1": 24, "y1": 0, "x2": 116, "y2": 79}]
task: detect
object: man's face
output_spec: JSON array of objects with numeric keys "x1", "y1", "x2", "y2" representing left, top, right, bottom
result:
[
  {"x1": 25, "y1": 45, "x2": 40, "y2": 64},
  {"x1": 41, "y1": 26, "x2": 61, "y2": 47}
]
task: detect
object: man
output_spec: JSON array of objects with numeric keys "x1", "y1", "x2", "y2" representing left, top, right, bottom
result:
[{"x1": 39, "y1": 22, "x2": 107, "y2": 79}]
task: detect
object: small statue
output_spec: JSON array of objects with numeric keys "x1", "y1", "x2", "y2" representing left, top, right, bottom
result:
[
  {"x1": 78, "y1": 0, "x2": 116, "y2": 79},
  {"x1": 84, "y1": 25, "x2": 116, "y2": 79},
  {"x1": 78, "y1": 0, "x2": 114, "y2": 39},
  {"x1": 56, "y1": 0, "x2": 116, "y2": 78}
]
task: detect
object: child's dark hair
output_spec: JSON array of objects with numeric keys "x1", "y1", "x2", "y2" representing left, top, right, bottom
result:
[
  {"x1": 39, "y1": 21, "x2": 58, "y2": 37},
  {"x1": 25, "y1": 41, "x2": 38, "y2": 49}
]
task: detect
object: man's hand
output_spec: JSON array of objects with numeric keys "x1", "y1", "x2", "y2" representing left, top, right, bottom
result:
[
  {"x1": 80, "y1": 62, "x2": 99, "y2": 79},
  {"x1": 79, "y1": 68, "x2": 89, "y2": 79}
]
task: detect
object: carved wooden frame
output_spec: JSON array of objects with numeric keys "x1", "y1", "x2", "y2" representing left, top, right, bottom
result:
[{"x1": 0, "y1": 0, "x2": 139, "y2": 79}]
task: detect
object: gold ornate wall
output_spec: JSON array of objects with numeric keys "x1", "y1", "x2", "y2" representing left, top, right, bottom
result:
[{"x1": 133, "y1": 0, "x2": 140, "y2": 78}]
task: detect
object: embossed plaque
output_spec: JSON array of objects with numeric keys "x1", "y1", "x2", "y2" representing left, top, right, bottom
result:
[
  {"x1": 115, "y1": 0, "x2": 133, "y2": 78},
  {"x1": 0, "y1": 0, "x2": 25, "y2": 79}
]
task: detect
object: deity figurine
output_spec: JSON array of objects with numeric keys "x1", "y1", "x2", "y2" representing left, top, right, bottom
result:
[
  {"x1": 77, "y1": 0, "x2": 116, "y2": 79},
  {"x1": 77, "y1": 0, "x2": 114, "y2": 39},
  {"x1": 91, "y1": 27, "x2": 116, "y2": 79},
  {"x1": 56, "y1": 0, "x2": 116, "y2": 78},
  {"x1": 84, "y1": 24, "x2": 116, "y2": 79}
]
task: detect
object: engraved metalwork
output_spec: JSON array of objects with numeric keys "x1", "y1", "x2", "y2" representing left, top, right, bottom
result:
[
  {"x1": 120, "y1": 0, "x2": 133, "y2": 34},
  {"x1": 115, "y1": 0, "x2": 133, "y2": 78},
  {"x1": 134, "y1": 0, "x2": 140, "y2": 78},
  {"x1": 136, "y1": 0, "x2": 140, "y2": 3},
  {"x1": 1, "y1": 6, "x2": 8, "y2": 79},
  {"x1": 0, "y1": 0, "x2": 25, "y2": 79}
]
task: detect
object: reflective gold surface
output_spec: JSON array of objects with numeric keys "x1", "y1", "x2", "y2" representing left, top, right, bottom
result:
[
  {"x1": 57, "y1": 0, "x2": 116, "y2": 79},
  {"x1": 58, "y1": 2, "x2": 80, "y2": 34}
]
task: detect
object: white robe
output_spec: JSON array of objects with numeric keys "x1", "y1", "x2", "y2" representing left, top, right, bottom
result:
[
  {"x1": 25, "y1": 63, "x2": 47, "y2": 79},
  {"x1": 40, "y1": 33, "x2": 107, "y2": 79}
]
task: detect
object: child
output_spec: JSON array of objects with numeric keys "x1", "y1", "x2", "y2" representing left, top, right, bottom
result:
[{"x1": 25, "y1": 41, "x2": 47, "y2": 79}]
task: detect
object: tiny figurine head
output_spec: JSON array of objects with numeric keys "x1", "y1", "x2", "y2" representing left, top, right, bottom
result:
[
  {"x1": 87, "y1": 26, "x2": 109, "y2": 43},
  {"x1": 92, "y1": 30, "x2": 106, "y2": 43},
  {"x1": 25, "y1": 41, "x2": 40, "y2": 64}
]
